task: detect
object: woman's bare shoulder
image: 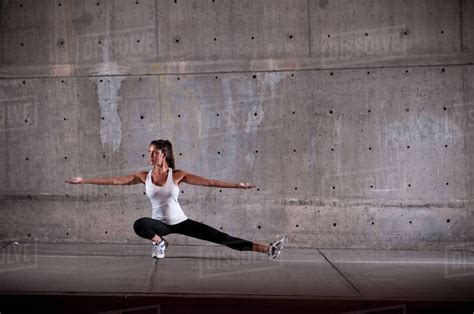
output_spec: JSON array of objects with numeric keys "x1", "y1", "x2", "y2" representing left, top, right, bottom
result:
[
  {"x1": 173, "y1": 169, "x2": 188, "y2": 184},
  {"x1": 134, "y1": 170, "x2": 149, "y2": 183}
]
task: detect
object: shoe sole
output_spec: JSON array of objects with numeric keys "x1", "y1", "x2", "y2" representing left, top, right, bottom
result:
[{"x1": 274, "y1": 235, "x2": 288, "y2": 251}]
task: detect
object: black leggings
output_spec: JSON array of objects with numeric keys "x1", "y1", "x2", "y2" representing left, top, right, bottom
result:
[{"x1": 133, "y1": 217, "x2": 254, "y2": 251}]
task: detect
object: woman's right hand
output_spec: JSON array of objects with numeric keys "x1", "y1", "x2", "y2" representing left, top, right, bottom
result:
[{"x1": 65, "y1": 177, "x2": 85, "y2": 184}]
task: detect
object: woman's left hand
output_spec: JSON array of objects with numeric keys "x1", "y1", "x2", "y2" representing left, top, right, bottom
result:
[{"x1": 237, "y1": 182, "x2": 255, "y2": 189}]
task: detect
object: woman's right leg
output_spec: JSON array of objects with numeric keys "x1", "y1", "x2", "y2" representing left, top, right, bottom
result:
[{"x1": 133, "y1": 217, "x2": 171, "y2": 242}]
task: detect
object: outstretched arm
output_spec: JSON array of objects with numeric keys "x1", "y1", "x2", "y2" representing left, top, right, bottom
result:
[
  {"x1": 179, "y1": 170, "x2": 255, "y2": 189},
  {"x1": 65, "y1": 172, "x2": 146, "y2": 185}
]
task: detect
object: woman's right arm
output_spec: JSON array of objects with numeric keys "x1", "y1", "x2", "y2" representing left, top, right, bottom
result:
[{"x1": 65, "y1": 172, "x2": 147, "y2": 185}]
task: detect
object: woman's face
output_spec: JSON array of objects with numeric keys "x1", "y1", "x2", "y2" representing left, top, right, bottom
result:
[{"x1": 148, "y1": 145, "x2": 165, "y2": 166}]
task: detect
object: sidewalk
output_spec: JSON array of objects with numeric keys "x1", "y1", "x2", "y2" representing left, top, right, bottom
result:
[{"x1": 0, "y1": 242, "x2": 473, "y2": 313}]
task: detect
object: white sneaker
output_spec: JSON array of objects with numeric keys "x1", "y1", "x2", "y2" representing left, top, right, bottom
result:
[
  {"x1": 152, "y1": 239, "x2": 169, "y2": 259},
  {"x1": 268, "y1": 235, "x2": 288, "y2": 260}
]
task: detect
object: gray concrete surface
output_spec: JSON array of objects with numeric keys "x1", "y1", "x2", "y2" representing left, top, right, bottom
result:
[
  {"x1": 1, "y1": 0, "x2": 473, "y2": 252},
  {"x1": 1, "y1": 242, "x2": 473, "y2": 301}
]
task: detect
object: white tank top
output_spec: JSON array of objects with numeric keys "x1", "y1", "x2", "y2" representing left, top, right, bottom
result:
[{"x1": 145, "y1": 168, "x2": 188, "y2": 225}]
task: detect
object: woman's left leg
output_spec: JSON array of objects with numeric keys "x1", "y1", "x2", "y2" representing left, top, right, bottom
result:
[{"x1": 171, "y1": 219, "x2": 269, "y2": 253}]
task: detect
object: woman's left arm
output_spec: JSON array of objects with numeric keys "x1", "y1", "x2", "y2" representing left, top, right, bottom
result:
[{"x1": 178, "y1": 170, "x2": 255, "y2": 189}]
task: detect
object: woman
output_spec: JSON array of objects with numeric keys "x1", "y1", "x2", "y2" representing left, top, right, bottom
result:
[{"x1": 66, "y1": 139, "x2": 288, "y2": 260}]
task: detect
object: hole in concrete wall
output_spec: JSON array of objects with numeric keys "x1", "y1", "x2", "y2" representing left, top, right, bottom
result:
[
  {"x1": 66, "y1": 232, "x2": 69, "y2": 236},
  {"x1": 64, "y1": 156, "x2": 67, "y2": 159},
  {"x1": 443, "y1": 106, "x2": 447, "y2": 111},
  {"x1": 407, "y1": 145, "x2": 410, "y2": 149},
  {"x1": 369, "y1": 147, "x2": 372, "y2": 150},
  {"x1": 293, "y1": 149, "x2": 296, "y2": 152},
  {"x1": 445, "y1": 144, "x2": 448, "y2": 148},
  {"x1": 253, "y1": 75, "x2": 257, "y2": 79},
  {"x1": 292, "y1": 111, "x2": 296, "y2": 114},
  {"x1": 61, "y1": 79, "x2": 65, "y2": 83},
  {"x1": 447, "y1": 219, "x2": 450, "y2": 223},
  {"x1": 177, "y1": 77, "x2": 180, "y2": 80},
  {"x1": 63, "y1": 118, "x2": 67, "y2": 120},
  {"x1": 102, "y1": 154, "x2": 106, "y2": 158},
  {"x1": 143, "y1": 192, "x2": 146, "y2": 195},
  {"x1": 138, "y1": 77, "x2": 142, "y2": 81},
  {"x1": 257, "y1": 188, "x2": 260, "y2": 191},
  {"x1": 408, "y1": 184, "x2": 411, "y2": 187},
  {"x1": 174, "y1": 0, "x2": 177, "y2": 3},
  {"x1": 216, "y1": 113, "x2": 219, "y2": 116},
  {"x1": 28, "y1": 234, "x2": 31, "y2": 237},
  {"x1": 405, "y1": 70, "x2": 409, "y2": 73},
  {"x1": 370, "y1": 185, "x2": 374, "y2": 188},
  {"x1": 288, "y1": 34, "x2": 294, "y2": 39},
  {"x1": 98, "y1": 40, "x2": 102, "y2": 44},
  {"x1": 367, "y1": 71, "x2": 370, "y2": 75},
  {"x1": 446, "y1": 182, "x2": 449, "y2": 185},
  {"x1": 368, "y1": 109, "x2": 371, "y2": 113},
  {"x1": 441, "y1": 68, "x2": 445, "y2": 72},
  {"x1": 296, "y1": 224, "x2": 299, "y2": 228},
  {"x1": 330, "y1": 72, "x2": 333, "y2": 76},
  {"x1": 219, "y1": 190, "x2": 222, "y2": 193},
  {"x1": 26, "y1": 157, "x2": 29, "y2": 160},
  {"x1": 137, "y1": 39, "x2": 140, "y2": 43},
  {"x1": 327, "y1": 34, "x2": 330, "y2": 38},
  {"x1": 101, "y1": 117, "x2": 104, "y2": 120},
  {"x1": 173, "y1": 37, "x2": 180, "y2": 43},
  {"x1": 217, "y1": 151, "x2": 220, "y2": 155},
  {"x1": 371, "y1": 222, "x2": 374, "y2": 225},
  {"x1": 142, "y1": 154, "x2": 145, "y2": 157},
  {"x1": 254, "y1": 112, "x2": 258, "y2": 116},
  {"x1": 136, "y1": 1, "x2": 139, "y2": 4},
  {"x1": 255, "y1": 150, "x2": 258, "y2": 153},
  {"x1": 58, "y1": 3, "x2": 62, "y2": 6},
  {"x1": 140, "y1": 115, "x2": 144, "y2": 119},
  {"x1": 20, "y1": 43, "x2": 24, "y2": 46},
  {"x1": 213, "y1": 37, "x2": 217, "y2": 41},
  {"x1": 215, "y1": 76, "x2": 218, "y2": 79},
  {"x1": 97, "y1": 2, "x2": 100, "y2": 5},
  {"x1": 365, "y1": 33, "x2": 368, "y2": 36},
  {"x1": 291, "y1": 74, "x2": 294, "y2": 77},
  {"x1": 220, "y1": 227, "x2": 223, "y2": 230},
  {"x1": 329, "y1": 110, "x2": 333, "y2": 114},
  {"x1": 99, "y1": 79, "x2": 103, "y2": 83},
  {"x1": 257, "y1": 225, "x2": 261, "y2": 229},
  {"x1": 331, "y1": 148, "x2": 334, "y2": 151},
  {"x1": 403, "y1": 31, "x2": 408, "y2": 35},
  {"x1": 66, "y1": 194, "x2": 69, "y2": 197},
  {"x1": 179, "y1": 152, "x2": 182, "y2": 156},
  {"x1": 105, "y1": 231, "x2": 108, "y2": 234},
  {"x1": 178, "y1": 114, "x2": 181, "y2": 118},
  {"x1": 22, "y1": 80, "x2": 26, "y2": 84},
  {"x1": 295, "y1": 187, "x2": 298, "y2": 190},
  {"x1": 405, "y1": 108, "x2": 409, "y2": 112},
  {"x1": 251, "y1": 36, "x2": 255, "y2": 40},
  {"x1": 24, "y1": 119, "x2": 28, "y2": 123},
  {"x1": 19, "y1": 4, "x2": 23, "y2": 7},
  {"x1": 333, "y1": 223, "x2": 336, "y2": 227},
  {"x1": 181, "y1": 190, "x2": 184, "y2": 193},
  {"x1": 440, "y1": 30, "x2": 444, "y2": 34},
  {"x1": 409, "y1": 221, "x2": 412, "y2": 224},
  {"x1": 332, "y1": 186, "x2": 335, "y2": 189}
]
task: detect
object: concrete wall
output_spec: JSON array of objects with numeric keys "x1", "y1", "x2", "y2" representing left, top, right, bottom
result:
[{"x1": 0, "y1": 0, "x2": 473, "y2": 250}]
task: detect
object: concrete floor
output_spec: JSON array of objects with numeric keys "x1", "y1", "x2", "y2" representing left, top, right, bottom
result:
[{"x1": 0, "y1": 242, "x2": 473, "y2": 313}]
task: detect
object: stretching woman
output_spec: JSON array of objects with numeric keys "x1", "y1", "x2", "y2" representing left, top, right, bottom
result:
[{"x1": 66, "y1": 139, "x2": 288, "y2": 260}]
